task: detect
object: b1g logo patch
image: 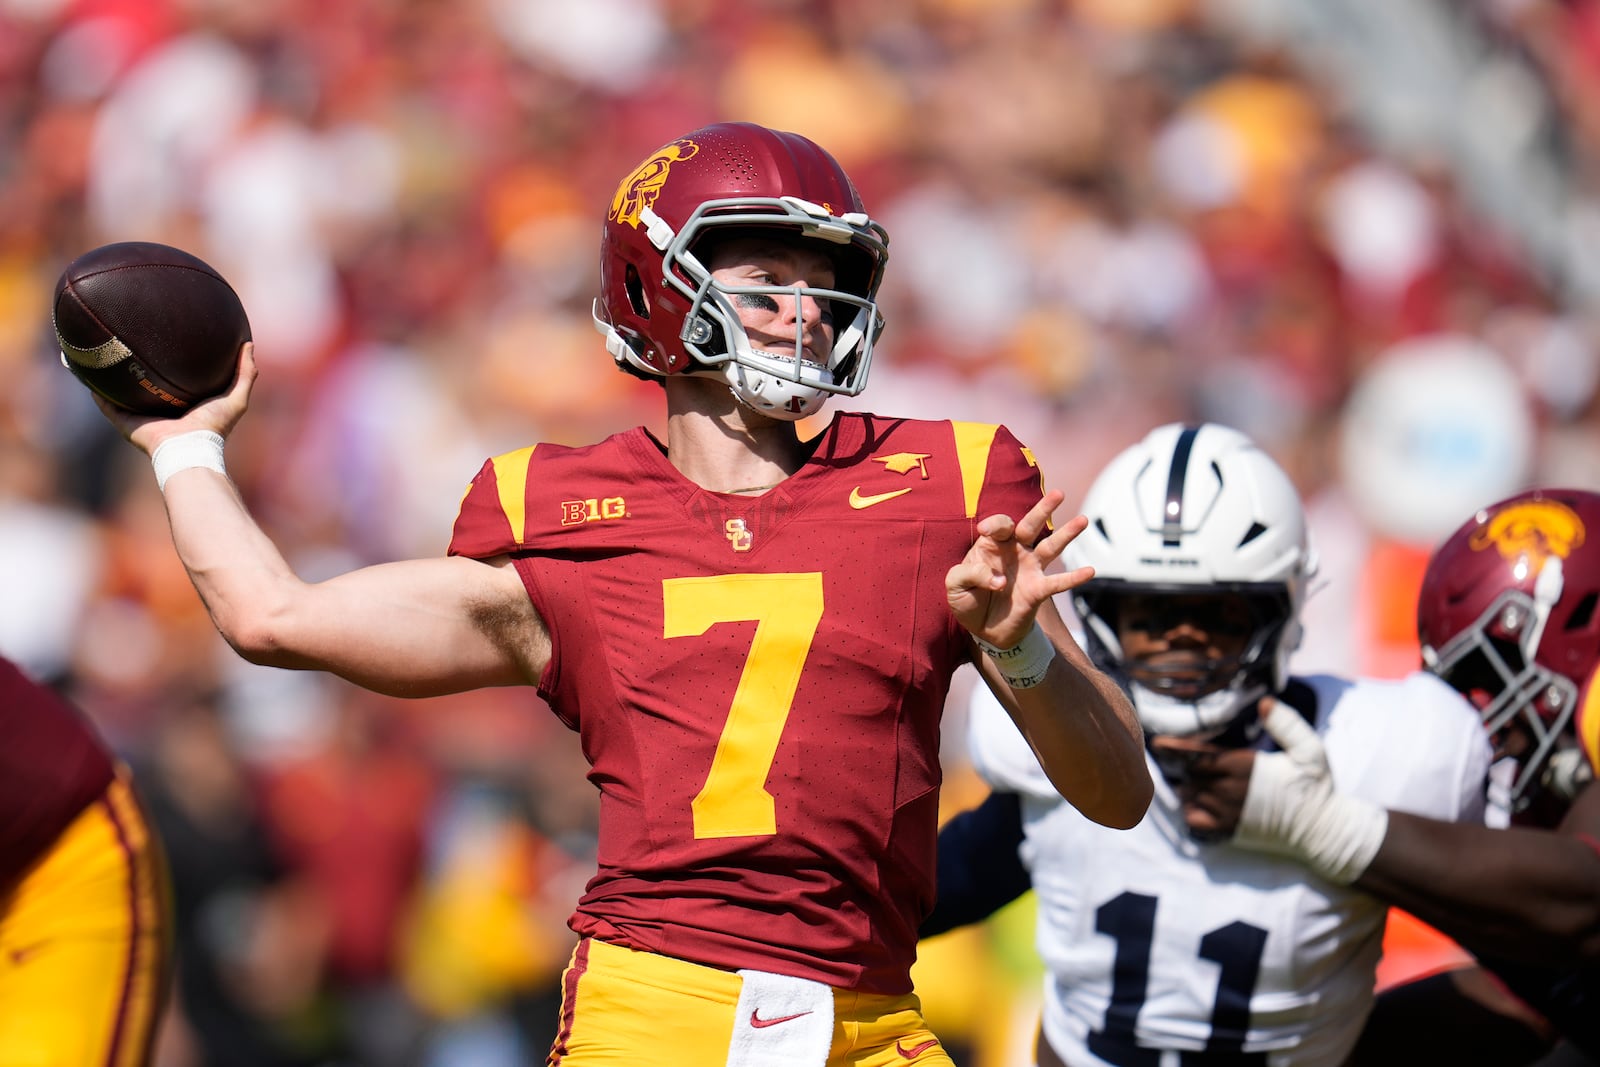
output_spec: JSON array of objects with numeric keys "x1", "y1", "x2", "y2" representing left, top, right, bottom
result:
[{"x1": 561, "y1": 497, "x2": 627, "y2": 526}]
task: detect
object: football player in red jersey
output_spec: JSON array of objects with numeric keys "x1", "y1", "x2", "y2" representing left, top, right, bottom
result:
[
  {"x1": 91, "y1": 121, "x2": 1150, "y2": 1066},
  {"x1": 1178, "y1": 488, "x2": 1600, "y2": 1063},
  {"x1": 0, "y1": 654, "x2": 171, "y2": 1067}
]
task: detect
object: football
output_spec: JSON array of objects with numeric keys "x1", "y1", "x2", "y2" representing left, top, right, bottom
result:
[{"x1": 53, "y1": 241, "x2": 251, "y2": 416}]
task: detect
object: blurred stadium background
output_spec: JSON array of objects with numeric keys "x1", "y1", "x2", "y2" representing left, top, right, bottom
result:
[{"x1": 2, "y1": 0, "x2": 1598, "y2": 1063}]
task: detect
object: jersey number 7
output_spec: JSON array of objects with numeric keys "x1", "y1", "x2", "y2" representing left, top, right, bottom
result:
[{"x1": 663, "y1": 572, "x2": 825, "y2": 839}]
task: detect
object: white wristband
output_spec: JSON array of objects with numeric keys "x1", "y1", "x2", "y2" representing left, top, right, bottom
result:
[
  {"x1": 974, "y1": 622, "x2": 1056, "y2": 689},
  {"x1": 151, "y1": 431, "x2": 227, "y2": 492}
]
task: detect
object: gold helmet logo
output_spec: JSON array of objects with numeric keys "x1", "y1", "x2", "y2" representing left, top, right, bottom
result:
[
  {"x1": 1469, "y1": 500, "x2": 1586, "y2": 576},
  {"x1": 611, "y1": 138, "x2": 700, "y2": 228}
]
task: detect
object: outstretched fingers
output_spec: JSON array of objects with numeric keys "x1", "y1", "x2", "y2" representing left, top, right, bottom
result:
[
  {"x1": 1016, "y1": 489, "x2": 1067, "y2": 547},
  {"x1": 954, "y1": 491, "x2": 1098, "y2": 635},
  {"x1": 1025, "y1": 507, "x2": 1092, "y2": 597}
]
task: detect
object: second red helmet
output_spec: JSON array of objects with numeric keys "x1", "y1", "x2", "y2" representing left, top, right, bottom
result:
[{"x1": 1417, "y1": 488, "x2": 1600, "y2": 813}]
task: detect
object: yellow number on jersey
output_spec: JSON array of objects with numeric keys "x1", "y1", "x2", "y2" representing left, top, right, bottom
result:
[{"x1": 662, "y1": 573, "x2": 824, "y2": 838}]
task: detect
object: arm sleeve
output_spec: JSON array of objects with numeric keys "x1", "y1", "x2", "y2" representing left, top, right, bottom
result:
[{"x1": 921, "y1": 790, "x2": 1031, "y2": 938}]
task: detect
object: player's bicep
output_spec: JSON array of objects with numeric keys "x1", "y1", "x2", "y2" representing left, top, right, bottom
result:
[{"x1": 273, "y1": 555, "x2": 546, "y2": 697}]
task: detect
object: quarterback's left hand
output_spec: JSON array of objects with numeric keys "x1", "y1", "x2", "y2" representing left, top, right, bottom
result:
[{"x1": 946, "y1": 490, "x2": 1092, "y2": 649}]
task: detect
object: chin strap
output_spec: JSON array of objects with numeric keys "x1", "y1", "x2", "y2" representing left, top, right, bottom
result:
[
  {"x1": 1233, "y1": 702, "x2": 1389, "y2": 885},
  {"x1": 1131, "y1": 678, "x2": 1267, "y2": 741},
  {"x1": 593, "y1": 300, "x2": 659, "y2": 379}
]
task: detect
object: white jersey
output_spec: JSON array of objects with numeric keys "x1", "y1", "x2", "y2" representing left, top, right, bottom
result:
[{"x1": 967, "y1": 671, "x2": 1492, "y2": 1067}]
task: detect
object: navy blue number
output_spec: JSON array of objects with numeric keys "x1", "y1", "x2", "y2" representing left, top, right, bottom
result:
[
  {"x1": 1087, "y1": 892, "x2": 1160, "y2": 1066},
  {"x1": 1085, "y1": 892, "x2": 1268, "y2": 1067}
]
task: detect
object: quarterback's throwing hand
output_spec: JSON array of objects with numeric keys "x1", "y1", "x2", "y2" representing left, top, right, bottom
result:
[
  {"x1": 95, "y1": 341, "x2": 257, "y2": 458},
  {"x1": 946, "y1": 490, "x2": 1092, "y2": 649}
]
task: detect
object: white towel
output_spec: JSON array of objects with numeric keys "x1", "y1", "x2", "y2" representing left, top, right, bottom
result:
[{"x1": 726, "y1": 968, "x2": 834, "y2": 1067}]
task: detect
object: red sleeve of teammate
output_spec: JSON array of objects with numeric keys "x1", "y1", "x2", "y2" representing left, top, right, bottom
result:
[{"x1": 0, "y1": 658, "x2": 116, "y2": 888}]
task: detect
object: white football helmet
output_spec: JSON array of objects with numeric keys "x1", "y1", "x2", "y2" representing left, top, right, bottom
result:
[{"x1": 1063, "y1": 422, "x2": 1318, "y2": 741}]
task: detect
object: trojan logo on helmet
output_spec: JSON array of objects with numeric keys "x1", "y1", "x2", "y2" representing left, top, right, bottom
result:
[
  {"x1": 611, "y1": 138, "x2": 700, "y2": 229},
  {"x1": 1468, "y1": 500, "x2": 1585, "y2": 579}
]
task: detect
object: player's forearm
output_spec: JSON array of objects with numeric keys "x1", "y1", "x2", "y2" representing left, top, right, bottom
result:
[
  {"x1": 159, "y1": 467, "x2": 308, "y2": 661},
  {"x1": 1009, "y1": 642, "x2": 1150, "y2": 829},
  {"x1": 1357, "y1": 811, "x2": 1600, "y2": 965},
  {"x1": 161, "y1": 464, "x2": 544, "y2": 694}
]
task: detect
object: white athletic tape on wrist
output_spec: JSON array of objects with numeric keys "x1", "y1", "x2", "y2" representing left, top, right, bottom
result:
[
  {"x1": 151, "y1": 431, "x2": 227, "y2": 492},
  {"x1": 1234, "y1": 704, "x2": 1388, "y2": 885},
  {"x1": 974, "y1": 622, "x2": 1056, "y2": 689}
]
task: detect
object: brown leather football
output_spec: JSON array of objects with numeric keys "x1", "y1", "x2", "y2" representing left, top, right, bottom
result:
[{"x1": 53, "y1": 241, "x2": 251, "y2": 416}]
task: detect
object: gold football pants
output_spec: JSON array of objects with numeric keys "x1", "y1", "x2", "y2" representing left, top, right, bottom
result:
[
  {"x1": 547, "y1": 936, "x2": 955, "y2": 1067},
  {"x1": 0, "y1": 769, "x2": 171, "y2": 1067}
]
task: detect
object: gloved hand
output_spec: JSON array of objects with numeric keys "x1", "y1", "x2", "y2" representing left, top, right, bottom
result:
[{"x1": 1233, "y1": 700, "x2": 1389, "y2": 885}]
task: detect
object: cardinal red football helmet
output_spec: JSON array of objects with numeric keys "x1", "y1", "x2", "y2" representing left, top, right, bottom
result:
[
  {"x1": 1417, "y1": 488, "x2": 1600, "y2": 812},
  {"x1": 594, "y1": 122, "x2": 890, "y2": 420}
]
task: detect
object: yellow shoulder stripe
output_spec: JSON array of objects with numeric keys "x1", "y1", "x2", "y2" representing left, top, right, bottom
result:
[
  {"x1": 951, "y1": 421, "x2": 999, "y2": 519},
  {"x1": 490, "y1": 445, "x2": 537, "y2": 544}
]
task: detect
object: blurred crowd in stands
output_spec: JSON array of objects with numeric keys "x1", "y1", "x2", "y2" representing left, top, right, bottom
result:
[{"x1": 2, "y1": 0, "x2": 1599, "y2": 1064}]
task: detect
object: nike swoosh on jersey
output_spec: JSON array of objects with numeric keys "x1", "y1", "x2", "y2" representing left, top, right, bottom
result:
[
  {"x1": 849, "y1": 487, "x2": 913, "y2": 509},
  {"x1": 896, "y1": 1038, "x2": 939, "y2": 1058},
  {"x1": 750, "y1": 1009, "x2": 814, "y2": 1029}
]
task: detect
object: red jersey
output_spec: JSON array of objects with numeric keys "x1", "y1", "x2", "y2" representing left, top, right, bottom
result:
[
  {"x1": 0, "y1": 656, "x2": 116, "y2": 889},
  {"x1": 449, "y1": 412, "x2": 1044, "y2": 994}
]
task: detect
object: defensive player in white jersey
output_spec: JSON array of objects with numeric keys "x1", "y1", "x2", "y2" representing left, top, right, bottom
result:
[{"x1": 928, "y1": 422, "x2": 1493, "y2": 1067}]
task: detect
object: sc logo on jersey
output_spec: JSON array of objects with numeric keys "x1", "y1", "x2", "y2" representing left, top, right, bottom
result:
[{"x1": 561, "y1": 497, "x2": 627, "y2": 526}]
